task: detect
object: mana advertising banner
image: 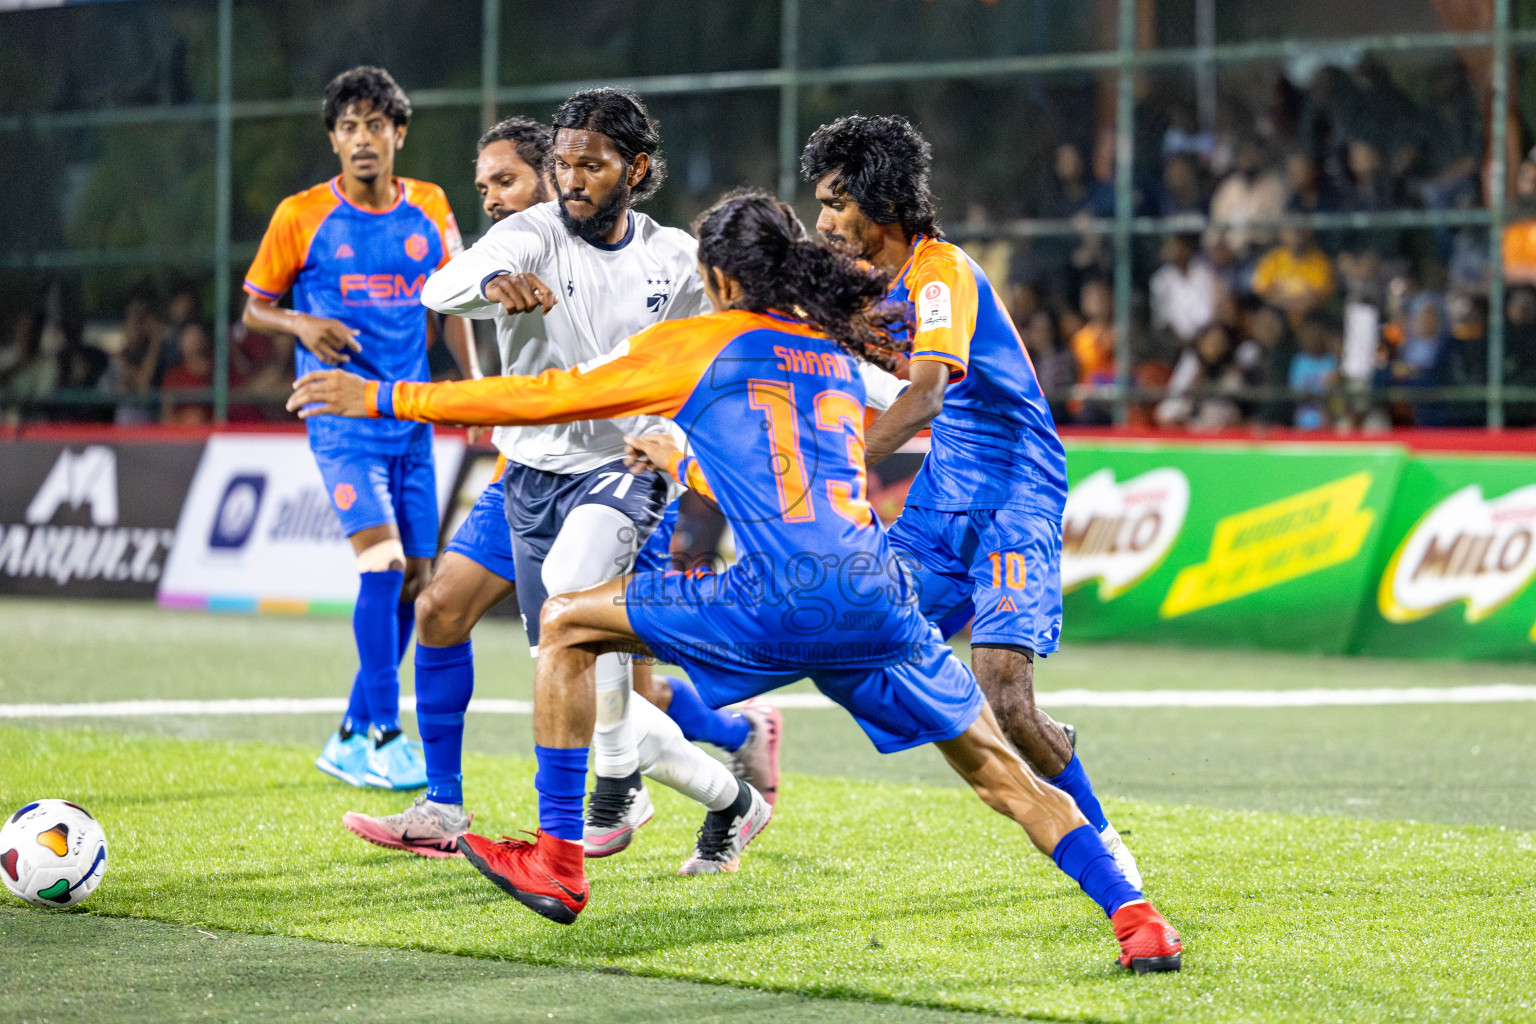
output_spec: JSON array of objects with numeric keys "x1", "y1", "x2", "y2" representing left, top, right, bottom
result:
[
  {"x1": 157, "y1": 434, "x2": 464, "y2": 614},
  {"x1": 0, "y1": 441, "x2": 203, "y2": 599},
  {"x1": 1058, "y1": 442, "x2": 1405, "y2": 654}
]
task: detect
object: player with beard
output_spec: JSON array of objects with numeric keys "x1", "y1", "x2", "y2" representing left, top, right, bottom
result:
[
  {"x1": 243, "y1": 66, "x2": 478, "y2": 793},
  {"x1": 403, "y1": 90, "x2": 778, "y2": 873},
  {"x1": 801, "y1": 115, "x2": 1143, "y2": 887},
  {"x1": 342, "y1": 116, "x2": 776, "y2": 859}
]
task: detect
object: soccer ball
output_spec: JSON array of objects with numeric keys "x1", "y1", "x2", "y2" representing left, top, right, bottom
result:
[{"x1": 0, "y1": 799, "x2": 109, "y2": 908}]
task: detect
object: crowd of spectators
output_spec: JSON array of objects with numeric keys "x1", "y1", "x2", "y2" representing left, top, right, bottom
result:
[
  {"x1": 985, "y1": 55, "x2": 1536, "y2": 430},
  {"x1": 0, "y1": 283, "x2": 299, "y2": 427}
]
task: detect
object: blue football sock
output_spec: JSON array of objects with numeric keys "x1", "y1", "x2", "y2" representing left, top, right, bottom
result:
[
  {"x1": 1047, "y1": 753, "x2": 1110, "y2": 833},
  {"x1": 1052, "y1": 824, "x2": 1142, "y2": 917},
  {"x1": 415, "y1": 641, "x2": 474, "y2": 805},
  {"x1": 395, "y1": 602, "x2": 415, "y2": 665},
  {"x1": 341, "y1": 672, "x2": 370, "y2": 737},
  {"x1": 534, "y1": 745, "x2": 589, "y2": 842},
  {"x1": 662, "y1": 676, "x2": 750, "y2": 751},
  {"x1": 354, "y1": 569, "x2": 404, "y2": 735}
]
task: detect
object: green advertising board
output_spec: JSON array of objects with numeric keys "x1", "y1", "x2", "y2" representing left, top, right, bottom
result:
[
  {"x1": 1060, "y1": 442, "x2": 1405, "y2": 654},
  {"x1": 1351, "y1": 455, "x2": 1536, "y2": 661}
]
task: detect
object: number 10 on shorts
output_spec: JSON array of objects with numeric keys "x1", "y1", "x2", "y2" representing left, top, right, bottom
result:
[{"x1": 989, "y1": 551, "x2": 1027, "y2": 589}]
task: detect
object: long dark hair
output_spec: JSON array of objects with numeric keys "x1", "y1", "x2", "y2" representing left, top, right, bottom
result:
[
  {"x1": 693, "y1": 189, "x2": 907, "y2": 371},
  {"x1": 551, "y1": 88, "x2": 665, "y2": 203}
]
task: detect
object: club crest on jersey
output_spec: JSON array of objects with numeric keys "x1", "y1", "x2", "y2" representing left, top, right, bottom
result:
[
  {"x1": 917, "y1": 281, "x2": 952, "y2": 330},
  {"x1": 645, "y1": 276, "x2": 671, "y2": 313},
  {"x1": 333, "y1": 483, "x2": 357, "y2": 511},
  {"x1": 404, "y1": 233, "x2": 430, "y2": 261}
]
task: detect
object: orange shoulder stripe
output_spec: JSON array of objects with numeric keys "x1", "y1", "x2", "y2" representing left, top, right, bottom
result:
[{"x1": 243, "y1": 181, "x2": 341, "y2": 300}]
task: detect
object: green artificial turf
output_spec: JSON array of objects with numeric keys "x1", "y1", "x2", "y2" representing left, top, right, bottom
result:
[{"x1": 3, "y1": 726, "x2": 1534, "y2": 1023}]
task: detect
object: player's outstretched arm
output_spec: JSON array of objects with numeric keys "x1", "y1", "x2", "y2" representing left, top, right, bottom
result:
[
  {"x1": 863, "y1": 358, "x2": 948, "y2": 465},
  {"x1": 288, "y1": 325, "x2": 706, "y2": 427},
  {"x1": 624, "y1": 433, "x2": 717, "y2": 503}
]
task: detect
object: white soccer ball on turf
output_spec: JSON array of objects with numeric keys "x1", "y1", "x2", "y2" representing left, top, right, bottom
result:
[{"x1": 0, "y1": 799, "x2": 109, "y2": 908}]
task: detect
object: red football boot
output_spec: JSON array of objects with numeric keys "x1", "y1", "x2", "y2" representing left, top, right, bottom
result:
[
  {"x1": 457, "y1": 830, "x2": 589, "y2": 924},
  {"x1": 1110, "y1": 900, "x2": 1182, "y2": 973}
]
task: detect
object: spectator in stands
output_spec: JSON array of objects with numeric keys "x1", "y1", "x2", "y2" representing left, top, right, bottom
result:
[
  {"x1": 1253, "y1": 226, "x2": 1336, "y2": 326},
  {"x1": 104, "y1": 295, "x2": 163, "y2": 425},
  {"x1": 1284, "y1": 151, "x2": 1342, "y2": 253},
  {"x1": 1290, "y1": 312, "x2": 1340, "y2": 430},
  {"x1": 1154, "y1": 323, "x2": 1247, "y2": 430},
  {"x1": 1338, "y1": 137, "x2": 1404, "y2": 261},
  {"x1": 1241, "y1": 301, "x2": 1297, "y2": 425},
  {"x1": 1016, "y1": 141, "x2": 1097, "y2": 304},
  {"x1": 1206, "y1": 138, "x2": 1287, "y2": 266},
  {"x1": 1505, "y1": 286, "x2": 1536, "y2": 426},
  {"x1": 1149, "y1": 233, "x2": 1217, "y2": 359},
  {"x1": 1023, "y1": 307, "x2": 1075, "y2": 425},
  {"x1": 1501, "y1": 151, "x2": 1536, "y2": 287},
  {"x1": 159, "y1": 320, "x2": 214, "y2": 425},
  {"x1": 1382, "y1": 292, "x2": 1459, "y2": 426},
  {"x1": 1151, "y1": 152, "x2": 1208, "y2": 218},
  {"x1": 0, "y1": 310, "x2": 48, "y2": 408},
  {"x1": 1415, "y1": 63, "x2": 1481, "y2": 242},
  {"x1": 1069, "y1": 277, "x2": 1117, "y2": 425}
]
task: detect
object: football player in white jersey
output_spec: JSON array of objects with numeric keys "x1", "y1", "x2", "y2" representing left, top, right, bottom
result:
[{"x1": 416, "y1": 90, "x2": 775, "y2": 874}]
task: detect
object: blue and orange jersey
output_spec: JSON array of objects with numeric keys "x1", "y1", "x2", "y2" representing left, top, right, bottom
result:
[
  {"x1": 888, "y1": 235, "x2": 1067, "y2": 518},
  {"x1": 245, "y1": 176, "x2": 462, "y2": 453},
  {"x1": 370, "y1": 310, "x2": 907, "y2": 587}
]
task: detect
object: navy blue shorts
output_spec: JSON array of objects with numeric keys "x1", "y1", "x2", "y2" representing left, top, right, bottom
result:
[
  {"x1": 886, "y1": 506, "x2": 1064, "y2": 655},
  {"x1": 626, "y1": 566, "x2": 985, "y2": 754},
  {"x1": 502, "y1": 459, "x2": 668, "y2": 646},
  {"x1": 446, "y1": 481, "x2": 678, "y2": 584},
  {"x1": 311, "y1": 440, "x2": 438, "y2": 560}
]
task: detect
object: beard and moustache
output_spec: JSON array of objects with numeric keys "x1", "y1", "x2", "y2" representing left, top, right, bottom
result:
[{"x1": 557, "y1": 177, "x2": 631, "y2": 245}]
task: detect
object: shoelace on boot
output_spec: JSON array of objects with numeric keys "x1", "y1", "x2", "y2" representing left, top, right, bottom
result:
[
  {"x1": 585, "y1": 781, "x2": 636, "y2": 830},
  {"x1": 691, "y1": 809, "x2": 736, "y2": 863}
]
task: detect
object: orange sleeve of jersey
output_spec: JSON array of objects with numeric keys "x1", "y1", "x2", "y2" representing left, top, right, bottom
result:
[
  {"x1": 405, "y1": 179, "x2": 464, "y2": 269},
  {"x1": 382, "y1": 313, "x2": 746, "y2": 427},
  {"x1": 665, "y1": 450, "x2": 717, "y2": 502},
  {"x1": 906, "y1": 241, "x2": 979, "y2": 383},
  {"x1": 243, "y1": 198, "x2": 306, "y2": 301}
]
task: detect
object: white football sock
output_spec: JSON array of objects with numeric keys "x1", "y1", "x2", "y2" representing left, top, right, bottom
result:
[
  {"x1": 633, "y1": 694, "x2": 738, "y2": 811},
  {"x1": 591, "y1": 653, "x2": 639, "y2": 778}
]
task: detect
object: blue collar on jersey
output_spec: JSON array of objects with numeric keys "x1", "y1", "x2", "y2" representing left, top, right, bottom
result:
[{"x1": 585, "y1": 211, "x2": 635, "y2": 252}]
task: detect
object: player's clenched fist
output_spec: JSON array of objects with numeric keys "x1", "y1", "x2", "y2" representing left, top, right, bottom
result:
[
  {"x1": 294, "y1": 315, "x2": 362, "y2": 365},
  {"x1": 484, "y1": 271, "x2": 559, "y2": 315},
  {"x1": 624, "y1": 433, "x2": 681, "y2": 476},
  {"x1": 288, "y1": 369, "x2": 372, "y2": 418}
]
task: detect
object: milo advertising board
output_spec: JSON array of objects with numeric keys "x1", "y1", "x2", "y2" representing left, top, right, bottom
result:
[
  {"x1": 1353, "y1": 455, "x2": 1536, "y2": 660},
  {"x1": 1060, "y1": 442, "x2": 1404, "y2": 654}
]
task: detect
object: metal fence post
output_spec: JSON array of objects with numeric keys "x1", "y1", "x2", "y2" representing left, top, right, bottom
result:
[
  {"x1": 1488, "y1": 0, "x2": 1510, "y2": 429},
  {"x1": 212, "y1": 0, "x2": 233, "y2": 424},
  {"x1": 479, "y1": 0, "x2": 501, "y2": 234},
  {"x1": 1112, "y1": 0, "x2": 1136, "y2": 425},
  {"x1": 777, "y1": 0, "x2": 800, "y2": 201}
]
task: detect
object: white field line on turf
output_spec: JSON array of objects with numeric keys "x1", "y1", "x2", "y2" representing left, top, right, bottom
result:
[{"x1": 3, "y1": 685, "x2": 1536, "y2": 718}]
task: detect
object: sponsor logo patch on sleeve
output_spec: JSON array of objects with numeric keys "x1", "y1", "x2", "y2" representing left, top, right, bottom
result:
[{"x1": 917, "y1": 281, "x2": 952, "y2": 331}]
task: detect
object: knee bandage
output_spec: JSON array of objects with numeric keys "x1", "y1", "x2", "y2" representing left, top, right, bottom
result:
[{"x1": 356, "y1": 539, "x2": 406, "y2": 573}]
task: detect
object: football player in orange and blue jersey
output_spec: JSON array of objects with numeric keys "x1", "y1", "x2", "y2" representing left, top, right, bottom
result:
[
  {"x1": 285, "y1": 190, "x2": 1182, "y2": 972},
  {"x1": 801, "y1": 115, "x2": 1143, "y2": 887},
  {"x1": 242, "y1": 66, "x2": 478, "y2": 792}
]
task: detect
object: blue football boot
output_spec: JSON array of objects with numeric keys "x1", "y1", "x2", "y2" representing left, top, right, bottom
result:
[
  {"x1": 316, "y1": 729, "x2": 371, "y2": 787},
  {"x1": 364, "y1": 731, "x2": 428, "y2": 790}
]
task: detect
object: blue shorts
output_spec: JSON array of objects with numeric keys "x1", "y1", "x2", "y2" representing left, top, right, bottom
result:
[
  {"x1": 502, "y1": 458, "x2": 669, "y2": 646},
  {"x1": 445, "y1": 480, "x2": 518, "y2": 581},
  {"x1": 886, "y1": 506, "x2": 1064, "y2": 655},
  {"x1": 446, "y1": 482, "x2": 676, "y2": 584},
  {"x1": 311, "y1": 441, "x2": 439, "y2": 560},
  {"x1": 626, "y1": 567, "x2": 985, "y2": 754}
]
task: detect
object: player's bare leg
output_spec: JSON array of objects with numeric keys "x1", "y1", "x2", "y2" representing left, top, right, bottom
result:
[
  {"x1": 456, "y1": 579, "x2": 770, "y2": 920},
  {"x1": 971, "y1": 645, "x2": 1141, "y2": 887},
  {"x1": 935, "y1": 706, "x2": 1180, "y2": 972},
  {"x1": 343, "y1": 552, "x2": 512, "y2": 856}
]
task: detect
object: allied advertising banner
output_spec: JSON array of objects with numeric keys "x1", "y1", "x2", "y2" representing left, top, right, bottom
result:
[
  {"x1": 1059, "y1": 442, "x2": 1405, "y2": 654},
  {"x1": 1352, "y1": 455, "x2": 1536, "y2": 661},
  {"x1": 157, "y1": 434, "x2": 464, "y2": 613},
  {"x1": 0, "y1": 441, "x2": 203, "y2": 599}
]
